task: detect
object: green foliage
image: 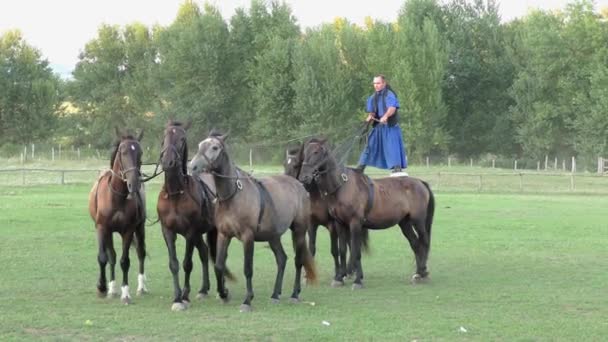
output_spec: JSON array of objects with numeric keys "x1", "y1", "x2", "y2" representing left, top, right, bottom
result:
[
  {"x1": 4, "y1": 0, "x2": 608, "y2": 168},
  {"x1": 0, "y1": 30, "x2": 60, "y2": 145}
]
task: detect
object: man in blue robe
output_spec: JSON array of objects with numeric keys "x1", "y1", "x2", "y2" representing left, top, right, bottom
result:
[{"x1": 357, "y1": 74, "x2": 407, "y2": 173}]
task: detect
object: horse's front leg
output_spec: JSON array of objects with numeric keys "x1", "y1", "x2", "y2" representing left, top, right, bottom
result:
[
  {"x1": 119, "y1": 231, "x2": 134, "y2": 304},
  {"x1": 349, "y1": 221, "x2": 364, "y2": 290},
  {"x1": 308, "y1": 223, "x2": 318, "y2": 257},
  {"x1": 181, "y1": 237, "x2": 195, "y2": 304},
  {"x1": 134, "y1": 223, "x2": 148, "y2": 296},
  {"x1": 337, "y1": 224, "x2": 349, "y2": 281},
  {"x1": 96, "y1": 226, "x2": 110, "y2": 297},
  {"x1": 240, "y1": 234, "x2": 255, "y2": 312},
  {"x1": 214, "y1": 232, "x2": 231, "y2": 304},
  {"x1": 162, "y1": 227, "x2": 185, "y2": 311},
  {"x1": 329, "y1": 223, "x2": 344, "y2": 287},
  {"x1": 195, "y1": 235, "x2": 210, "y2": 299},
  {"x1": 106, "y1": 231, "x2": 119, "y2": 298}
]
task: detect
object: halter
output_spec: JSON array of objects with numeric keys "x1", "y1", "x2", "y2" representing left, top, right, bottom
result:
[
  {"x1": 301, "y1": 142, "x2": 348, "y2": 197},
  {"x1": 160, "y1": 125, "x2": 190, "y2": 197},
  {"x1": 109, "y1": 139, "x2": 142, "y2": 196}
]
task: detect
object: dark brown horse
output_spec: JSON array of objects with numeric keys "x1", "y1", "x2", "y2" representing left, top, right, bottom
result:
[
  {"x1": 88, "y1": 129, "x2": 147, "y2": 304},
  {"x1": 284, "y1": 146, "x2": 368, "y2": 286},
  {"x1": 156, "y1": 120, "x2": 234, "y2": 311},
  {"x1": 298, "y1": 138, "x2": 435, "y2": 288},
  {"x1": 189, "y1": 132, "x2": 317, "y2": 312}
]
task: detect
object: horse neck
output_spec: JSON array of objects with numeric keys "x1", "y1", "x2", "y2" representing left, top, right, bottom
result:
[
  {"x1": 213, "y1": 152, "x2": 237, "y2": 201},
  {"x1": 316, "y1": 156, "x2": 342, "y2": 195},
  {"x1": 163, "y1": 166, "x2": 187, "y2": 195}
]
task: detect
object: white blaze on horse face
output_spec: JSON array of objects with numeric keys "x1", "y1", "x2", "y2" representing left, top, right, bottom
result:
[
  {"x1": 287, "y1": 158, "x2": 292, "y2": 165},
  {"x1": 130, "y1": 144, "x2": 135, "y2": 151}
]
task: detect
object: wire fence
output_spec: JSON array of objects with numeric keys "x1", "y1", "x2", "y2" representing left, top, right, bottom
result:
[{"x1": 2, "y1": 165, "x2": 608, "y2": 194}]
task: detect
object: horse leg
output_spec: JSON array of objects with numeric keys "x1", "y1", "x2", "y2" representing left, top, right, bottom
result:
[
  {"x1": 195, "y1": 236, "x2": 211, "y2": 299},
  {"x1": 329, "y1": 224, "x2": 344, "y2": 287},
  {"x1": 337, "y1": 224, "x2": 349, "y2": 281},
  {"x1": 399, "y1": 218, "x2": 428, "y2": 282},
  {"x1": 135, "y1": 223, "x2": 148, "y2": 296},
  {"x1": 268, "y1": 237, "x2": 287, "y2": 303},
  {"x1": 106, "y1": 231, "x2": 119, "y2": 298},
  {"x1": 411, "y1": 217, "x2": 430, "y2": 280},
  {"x1": 161, "y1": 227, "x2": 185, "y2": 311},
  {"x1": 96, "y1": 227, "x2": 110, "y2": 297},
  {"x1": 119, "y1": 232, "x2": 134, "y2": 304},
  {"x1": 350, "y1": 222, "x2": 364, "y2": 289},
  {"x1": 308, "y1": 224, "x2": 318, "y2": 257},
  {"x1": 240, "y1": 234, "x2": 255, "y2": 312},
  {"x1": 214, "y1": 232, "x2": 231, "y2": 304},
  {"x1": 181, "y1": 237, "x2": 195, "y2": 304}
]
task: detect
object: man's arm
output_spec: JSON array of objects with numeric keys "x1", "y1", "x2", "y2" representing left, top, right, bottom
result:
[{"x1": 379, "y1": 107, "x2": 397, "y2": 124}]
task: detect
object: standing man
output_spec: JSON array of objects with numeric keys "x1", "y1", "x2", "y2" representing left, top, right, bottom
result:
[{"x1": 357, "y1": 74, "x2": 407, "y2": 174}]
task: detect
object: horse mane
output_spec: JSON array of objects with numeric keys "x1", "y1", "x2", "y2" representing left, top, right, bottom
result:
[{"x1": 110, "y1": 134, "x2": 137, "y2": 168}]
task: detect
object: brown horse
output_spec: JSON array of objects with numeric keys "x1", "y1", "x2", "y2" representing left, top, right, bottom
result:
[
  {"x1": 156, "y1": 120, "x2": 234, "y2": 311},
  {"x1": 284, "y1": 146, "x2": 368, "y2": 286},
  {"x1": 189, "y1": 132, "x2": 317, "y2": 312},
  {"x1": 298, "y1": 138, "x2": 435, "y2": 289},
  {"x1": 88, "y1": 129, "x2": 147, "y2": 304}
]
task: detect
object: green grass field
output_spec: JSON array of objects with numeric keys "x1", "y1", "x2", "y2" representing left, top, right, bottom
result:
[{"x1": 1, "y1": 182, "x2": 607, "y2": 341}]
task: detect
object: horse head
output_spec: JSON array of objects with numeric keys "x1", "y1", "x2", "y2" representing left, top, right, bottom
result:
[
  {"x1": 111, "y1": 127, "x2": 144, "y2": 194},
  {"x1": 160, "y1": 119, "x2": 191, "y2": 174},
  {"x1": 298, "y1": 137, "x2": 330, "y2": 185},
  {"x1": 283, "y1": 144, "x2": 303, "y2": 179},
  {"x1": 189, "y1": 130, "x2": 229, "y2": 174}
]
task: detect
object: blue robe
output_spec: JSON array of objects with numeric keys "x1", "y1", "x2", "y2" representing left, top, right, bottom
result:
[{"x1": 358, "y1": 89, "x2": 408, "y2": 169}]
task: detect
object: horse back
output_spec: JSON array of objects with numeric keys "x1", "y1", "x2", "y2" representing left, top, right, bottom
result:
[{"x1": 366, "y1": 175, "x2": 430, "y2": 226}]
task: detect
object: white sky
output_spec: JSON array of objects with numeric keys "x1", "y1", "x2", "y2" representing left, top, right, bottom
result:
[{"x1": 1, "y1": 0, "x2": 606, "y2": 77}]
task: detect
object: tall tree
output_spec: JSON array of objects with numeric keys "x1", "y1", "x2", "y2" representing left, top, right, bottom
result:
[
  {"x1": 393, "y1": 0, "x2": 450, "y2": 159},
  {"x1": 0, "y1": 30, "x2": 60, "y2": 145}
]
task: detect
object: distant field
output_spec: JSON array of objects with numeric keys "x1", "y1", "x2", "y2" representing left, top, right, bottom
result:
[{"x1": 1, "y1": 184, "x2": 606, "y2": 340}]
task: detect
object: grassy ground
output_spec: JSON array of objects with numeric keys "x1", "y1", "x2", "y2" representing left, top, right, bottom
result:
[{"x1": 0, "y1": 183, "x2": 606, "y2": 341}]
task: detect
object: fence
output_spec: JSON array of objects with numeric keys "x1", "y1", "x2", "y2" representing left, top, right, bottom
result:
[{"x1": 2, "y1": 166, "x2": 608, "y2": 194}]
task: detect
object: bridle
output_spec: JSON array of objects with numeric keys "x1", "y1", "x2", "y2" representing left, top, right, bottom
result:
[{"x1": 109, "y1": 139, "x2": 142, "y2": 196}]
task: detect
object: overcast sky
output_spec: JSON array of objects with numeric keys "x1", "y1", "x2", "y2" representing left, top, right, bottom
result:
[{"x1": 1, "y1": 0, "x2": 606, "y2": 77}]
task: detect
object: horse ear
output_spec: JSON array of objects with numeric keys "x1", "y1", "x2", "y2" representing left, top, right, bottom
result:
[
  {"x1": 137, "y1": 129, "x2": 144, "y2": 141},
  {"x1": 219, "y1": 132, "x2": 229, "y2": 142},
  {"x1": 184, "y1": 119, "x2": 192, "y2": 130}
]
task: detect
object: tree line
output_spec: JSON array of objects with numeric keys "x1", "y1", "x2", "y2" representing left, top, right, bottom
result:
[{"x1": 1, "y1": 0, "x2": 607, "y2": 168}]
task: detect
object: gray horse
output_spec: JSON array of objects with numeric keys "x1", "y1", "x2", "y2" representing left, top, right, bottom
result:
[{"x1": 189, "y1": 132, "x2": 317, "y2": 312}]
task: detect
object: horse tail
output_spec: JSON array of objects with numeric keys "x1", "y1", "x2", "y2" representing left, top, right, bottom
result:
[
  {"x1": 294, "y1": 228, "x2": 317, "y2": 285},
  {"x1": 421, "y1": 180, "x2": 435, "y2": 250},
  {"x1": 207, "y1": 229, "x2": 236, "y2": 282}
]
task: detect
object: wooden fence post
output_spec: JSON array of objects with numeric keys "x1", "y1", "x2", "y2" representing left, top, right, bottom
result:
[
  {"x1": 426, "y1": 156, "x2": 429, "y2": 168},
  {"x1": 470, "y1": 158, "x2": 473, "y2": 167},
  {"x1": 492, "y1": 159, "x2": 495, "y2": 168},
  {"x1": 31, "y1": 144, "x2": 35, "y2": 160},
  {"x1": 514, "y1": 160, "x2": 518, "y2": 170},
  {"x1": 554, "y1": 157, "x2": 557, "y2": 170},
  {"x1": 544, "y1": 155, "x2": 548, "y2": 170},
  {"x1": 519, "y1": 173, "x2": 523, "y2": 192},
  {"x1": 571, "y1": 156, "x2": 576, "y2": 173},
  {"x1": 570, "y1": 173, "x2": 575, "y2": 191},
  {"x1": 537, "y1": 161, "x2": 540, "y2": 171},
  {"x1": 52, "y1": 147, "x2": 55, "y2": 161},
  {"x1": 448, "y1": 157, "x2": 451, "y2": 168},
  {"x1": 478, "y1": 174, "x2": 483, "y2": 192},
  {"x1": 61, "y1": 171, "x2": 65, "y2": 185}
]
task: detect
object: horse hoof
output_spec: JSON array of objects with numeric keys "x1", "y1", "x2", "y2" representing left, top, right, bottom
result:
[
  {"x1": 97, "y1": 290, "x2": 107, "y2": 298},
  {"x1": 121, "y1": 296, "x2": 132, "y2": 305},
  {"x1": 217, "y1": 292, "x2": 231, "y2": 304},
  {"x1": 289, "y1": 297, "x2": 301, "y2": 304},
  {"x1": 411, "y1": 273, "x2": 430, "y2": 284},
  {"x1": 330, "y1": 280, "x2": 344, "y2": 288},
  {"x1": 136, "y1": 289, "x2": 148, "y2": 296},
  {"x1": 351, "y1": 283, "x2": 364, "y2": 290},
  {"x1": 171, "y1": 302, "x2": 187, "y2": 311},
  {"x1": 239, "y1": 304, "x2": 252, "y2": 313},
  {"x1": 271, "y1": 298, "x2": 280, "y2": 304},
  {"x1": 196, "y1": 292, "x2": 208, "y2": 300}
]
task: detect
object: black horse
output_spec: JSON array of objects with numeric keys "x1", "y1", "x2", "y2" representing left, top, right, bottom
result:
[
  {"x1": 299, "y1": 138, "x2": 435, "y2": 288},
  {"x1": 284, "y1": 145, "x2": 368, "y2": 286},
  {"x1": 156, "y1": 120, "x2": 234, "y2": 311}
]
